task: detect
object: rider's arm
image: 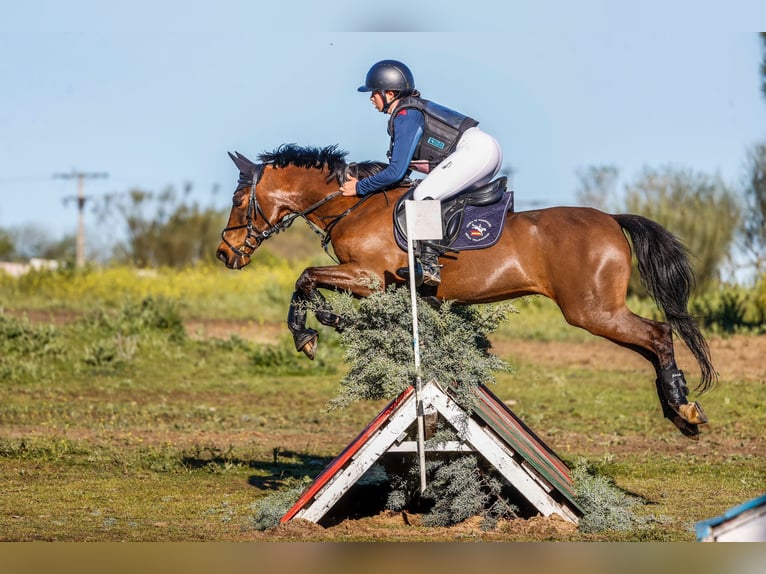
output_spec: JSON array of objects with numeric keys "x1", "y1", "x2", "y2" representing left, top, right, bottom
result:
[{"x1": 355, "y1": 108, "x2": 424, "y2": 196}]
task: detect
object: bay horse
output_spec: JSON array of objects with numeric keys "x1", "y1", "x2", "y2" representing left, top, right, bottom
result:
[{"x1": 217, "y1": 144, "x2": 715, "y2": 439}]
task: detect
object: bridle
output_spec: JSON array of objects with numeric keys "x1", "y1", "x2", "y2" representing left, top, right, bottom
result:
[{"x1": 220, "y1": 163, "x2": 344, "y2": 259}]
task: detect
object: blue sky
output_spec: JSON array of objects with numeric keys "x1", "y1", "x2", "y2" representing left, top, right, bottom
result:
[{"x1": 1, "y1": 1, "x2": 765, "y2": 244}]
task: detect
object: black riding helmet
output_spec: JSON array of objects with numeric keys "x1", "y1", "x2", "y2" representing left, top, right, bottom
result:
[
  {"x1": 358, "y1": 60, "x2": 415, "y2": 93},
  {"x1": 358, "y1": 60, "x2": 415, "y2": 112}
]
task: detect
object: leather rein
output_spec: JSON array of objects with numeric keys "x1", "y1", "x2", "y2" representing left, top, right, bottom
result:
[{"x1": 220, "y1": 164, "x2": 373, "y2": 263}]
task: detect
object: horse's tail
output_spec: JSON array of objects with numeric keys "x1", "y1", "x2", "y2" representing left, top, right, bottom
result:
[{"x1": 613, "y1": 213, "x2": 716, "y2": 393}]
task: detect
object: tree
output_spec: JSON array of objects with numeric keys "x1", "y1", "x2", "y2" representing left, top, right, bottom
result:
[
  {"x1": 760, "y1": 32, "x2": 766, "y2": 101},
  {"x1": 575, "y1": 165, "x2": 620, "y2": 211},
  {"x1": 4, "y1": 224, "x2": 75, "y2": 262},
  {"x1": 742, "y1": 142, "x2": 766, "y2": 275},
  {"x1": 95, "y1": 185, "x2": 226, "y2": 268},
  {"x1": 0, "y1": 228, "x2": 14, "y2": 260},
  {"x1": 623, "y1": 166, "x2": 741, "y2": 293},
  {"x1": 742, "y1": 34, "x2": 766, "y2": 277}
]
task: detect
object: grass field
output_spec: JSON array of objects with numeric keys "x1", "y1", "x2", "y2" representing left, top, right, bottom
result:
[{"x1": 0, "y1": 263, "x2": 764, "y2": 541}]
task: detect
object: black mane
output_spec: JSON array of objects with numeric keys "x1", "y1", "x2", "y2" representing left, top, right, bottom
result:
[
  {"x1": 257, "y1": 144, "x2": 388, "y2": 184},
  {"x1": 258, "y1": 144, "x2": 347, "y2": 170}
]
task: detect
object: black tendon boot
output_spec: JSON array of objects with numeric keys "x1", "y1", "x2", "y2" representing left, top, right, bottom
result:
[
  {"x1": 655, "y1": 362, "x2": 707, "y2": 438},
  {"x1": 657, "y1": 363, "x2": 689, "y2": 409}
]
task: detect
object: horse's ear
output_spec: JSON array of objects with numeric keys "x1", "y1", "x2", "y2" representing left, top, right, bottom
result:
[{"x1": 228, "y1": 151, "x2": 257, "y2": 175}]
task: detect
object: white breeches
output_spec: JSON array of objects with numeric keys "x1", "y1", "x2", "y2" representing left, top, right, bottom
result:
[{"x1": 412, "y1": 127, "x2": 503, "y2": 201}]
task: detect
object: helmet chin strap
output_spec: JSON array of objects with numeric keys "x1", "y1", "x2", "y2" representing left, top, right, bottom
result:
[{"x1": 381, "y1": 91, "x2": 401, "y2": 113}]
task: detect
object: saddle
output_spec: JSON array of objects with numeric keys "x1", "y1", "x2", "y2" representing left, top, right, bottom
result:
[{"x1": 393, "y1": 177, "x2": 514, "y2": 252}]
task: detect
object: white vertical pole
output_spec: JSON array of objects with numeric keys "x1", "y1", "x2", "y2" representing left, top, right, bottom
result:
[
  {"x1": 406, "y1": 231, "x2": 427, "y2": 493},
  {"x1": 404, "y1": 199, "x2": 442, "y2": 494}
]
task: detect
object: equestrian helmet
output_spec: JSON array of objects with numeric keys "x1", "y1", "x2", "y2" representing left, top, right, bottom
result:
[{"x1": 358, "y1": 60, "x2": 415, "y2": 93}]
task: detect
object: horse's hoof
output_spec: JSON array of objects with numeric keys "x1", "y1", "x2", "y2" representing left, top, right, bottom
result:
[
  {"x1": 301, "y1": 338, "x2": 317, "y2": 360},
  {"x1": 294, "y1": 329, "x2": 318, "y2": 360},
  {"x1": 676, "y1": 402, "x2": 708, "y2": 425},
  {"x1": 670, "y1": 415, "x2": 700, "y2": 440}
]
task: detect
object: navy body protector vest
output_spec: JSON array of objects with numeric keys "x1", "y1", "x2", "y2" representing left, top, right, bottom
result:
[{"x1": 387, "y1": 96, "x2": 479, "y2": 167}]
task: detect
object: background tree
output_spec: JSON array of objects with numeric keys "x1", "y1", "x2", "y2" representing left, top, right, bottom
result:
[
  {"x1": 96, "y1": 185, "x2": 226, "y2": 268},
  {"x1": 760, "y1": 32, "x2": 766, "y2": 100},
  {"x1": 623, "y1": 166, "x2": 741, "y2": 293},
  {"x1": 3, "y1": 224, "x2": 75, "y2": 262},
  {"x1": 741, "y1": 143, "x2": 766, "y2": 275},
  {"x1": 575, "y1": 165, "x2": 620, "y2": 211},
  {"x1": 0, "y1": 228, "x2": 15, "y2": 260},
  {"x1": 739, "y1": 33, "x2": 766, "y2": 277}
]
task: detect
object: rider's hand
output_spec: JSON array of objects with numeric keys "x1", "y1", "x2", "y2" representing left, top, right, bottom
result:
[{"x1": 340, "y1": 176, "x2": 359, "y2": 196}]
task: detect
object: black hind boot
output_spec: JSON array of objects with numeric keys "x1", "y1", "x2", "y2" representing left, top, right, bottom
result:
[{"x1": 655, "y1": 362, "x2": 708, "y2": 439}]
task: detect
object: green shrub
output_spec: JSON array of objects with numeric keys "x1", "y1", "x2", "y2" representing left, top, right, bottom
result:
[
  {"x1": 386, "y1": 453, "x2": 519, "y2": 530},
  {"x1": 0, "y1": 313, "x2": 62, "y2": 356},
  {"x1": 572, "y1": 459, "x2": 651, "y2": 533},
  {"x1": 326, "y1": 286, "x2": 514, "y2": 409},
  {"x1": 78, "y1": 296, "x2": 186, "y2": 342},
  {"x1": 753, "y1": 272, "x2": 766, "y2": 326},
  {"x1": 248, "y1": 476, "x2": 313, "y2": 531},
  {"x1": 0, "y1": 313, "x2": 66, "y2": 383},
  {"x1": 690, "y1": 283, "x2": 765, "y2": 334},
  {"x1": 0, "y1": 436, "x2": 88, "y2": 461}
]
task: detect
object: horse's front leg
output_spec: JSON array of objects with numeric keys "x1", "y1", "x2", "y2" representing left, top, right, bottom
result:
[
  {"x1": 287, "y1": 264, "x2": 380, "y2": 359},
  {"x1": 287, "y1": 290, "x2": 319, "y2": 359},
  {"x1": 309, "y1": 288, "x2": 348, "y2": 330}
]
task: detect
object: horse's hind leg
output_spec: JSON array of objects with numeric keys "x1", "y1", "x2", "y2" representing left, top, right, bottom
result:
[
  {"x1": 655, "y1": 362, "x2": 708, "y2": 435},
  {"x1": 559, "y1": 303, "x2": 707, "y2": 438}
]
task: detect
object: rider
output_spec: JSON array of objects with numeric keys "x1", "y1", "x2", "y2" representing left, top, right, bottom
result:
[{"x1": 340, "y1": 59, "x2": 503, "y2": 287}]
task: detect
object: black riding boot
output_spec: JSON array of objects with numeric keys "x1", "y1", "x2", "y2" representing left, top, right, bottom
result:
[
  {"x1": 420, "y1": 244, "x2": 441, "y2": 286},
  {"x1": 396, "y1": 242, "x2": 442, "y2": 287}
]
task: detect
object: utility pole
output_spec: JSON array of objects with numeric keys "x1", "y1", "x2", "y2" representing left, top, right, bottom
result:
[{"x1": 55, "y1": 170, "x2": 108, "y2": 268}]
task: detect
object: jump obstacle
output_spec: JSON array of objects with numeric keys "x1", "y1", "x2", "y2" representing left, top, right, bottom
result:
[{"x1": 281, "y1": 379, "x2": 583, "y2": 525}]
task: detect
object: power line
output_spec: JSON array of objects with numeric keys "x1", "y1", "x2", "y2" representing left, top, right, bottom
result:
[
  {"x1": 0, "y1": 176, "x2": 53, "y2": 185},
  {"x1": 53, "y1": 170, "x2": 109, "y2": 268}
]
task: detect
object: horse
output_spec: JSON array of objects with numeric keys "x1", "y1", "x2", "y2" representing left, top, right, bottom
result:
[{"x1": 217, "y1": 144, "x2": 716, "y2": 439}]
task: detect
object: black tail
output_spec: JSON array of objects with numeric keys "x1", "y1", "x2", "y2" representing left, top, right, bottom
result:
[{"x1": 613, "y1": 214, "x2": 716, "y2": 393}]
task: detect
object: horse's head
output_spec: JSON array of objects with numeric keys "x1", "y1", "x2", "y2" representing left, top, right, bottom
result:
[
  {"x1": 216, "y1": 145, "x2": 352, "y2": 269},
  {"x1": 216, "y1": 151, "x2": 268, "y2": 269}
]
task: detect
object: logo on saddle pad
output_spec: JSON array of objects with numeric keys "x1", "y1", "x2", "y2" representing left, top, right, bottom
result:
[
  {"x1": 392, "y1": 186, "x2": 513, "y2": 253},
  {"x1": 464, "y1": 218, "x2": 492, "y2": 243}
]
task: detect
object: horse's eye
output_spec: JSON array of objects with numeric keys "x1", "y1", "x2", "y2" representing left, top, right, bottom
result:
[{"x1": 233, "y1": 191, "x2": 245, "y2": 207}]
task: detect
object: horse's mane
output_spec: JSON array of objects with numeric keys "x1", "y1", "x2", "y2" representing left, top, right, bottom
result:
[{"x1": 257, "y1": 144, "x2": 388, "y2": 184}]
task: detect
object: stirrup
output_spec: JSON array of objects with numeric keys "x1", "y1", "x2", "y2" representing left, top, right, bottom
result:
[
  {"x1": 422, "y1": 264, "x2": 441, "y2": 286},
  {"x1": 420, "y1": 249, "x2": 441, "y2": 286},
  {"x1": 397, "y1": 262, "x2": 424, "y2": 287}
]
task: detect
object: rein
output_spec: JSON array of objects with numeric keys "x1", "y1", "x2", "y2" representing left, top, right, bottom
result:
[
  {"x1": 306, "y1": 193, "x2": 378, "y2": 262},
  {"x1": 220, "y1": 167, "x2": 362, "y2": 262}
]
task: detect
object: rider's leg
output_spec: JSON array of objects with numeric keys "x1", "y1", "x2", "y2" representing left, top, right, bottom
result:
[
  {"x1": 419, "y1": 241, "x2": 442, "y2": 286},
  {"x1": 410, "y1": 128, "x2": 502, "y2": 286},
  {"x1": 412, "y1": 127, "x2": 502, "y2": 201}
]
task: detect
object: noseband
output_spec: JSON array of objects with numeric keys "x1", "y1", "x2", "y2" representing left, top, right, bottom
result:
[{"x1": 220, "y1": 163, "x2": 342, "y2": 258}]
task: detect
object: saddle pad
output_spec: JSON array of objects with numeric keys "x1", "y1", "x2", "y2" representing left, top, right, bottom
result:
[{"x1": 394, "y1": 191, "x2": 514, "y2": 252}]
